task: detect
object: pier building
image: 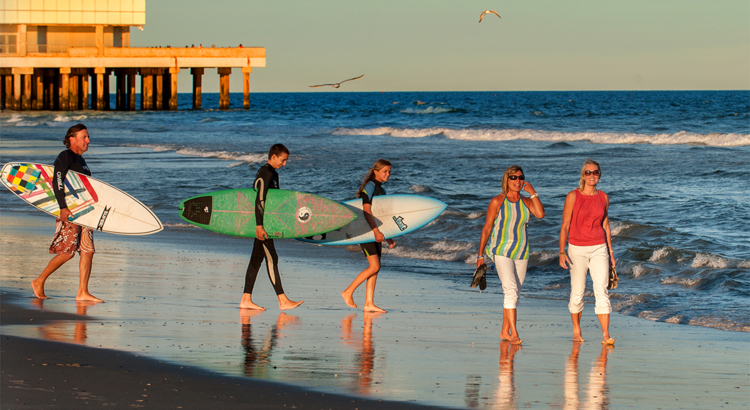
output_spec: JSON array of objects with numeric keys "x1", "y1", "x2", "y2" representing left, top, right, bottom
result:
[{"x1": 0, "y1": 0, "x2": 265, "y2": 111}]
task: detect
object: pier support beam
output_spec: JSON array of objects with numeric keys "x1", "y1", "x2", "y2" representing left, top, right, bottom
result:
[
  {"x1": 81, "y1": 71, "x2": 89, "y2": 110},
  {"x1": 33, "y1": 71, "x2": 43, "y2": 110},
  {"x1": 142, "y1": 69, "x2": 154, "y2": 110},
  {"x1": 191, "y1": 68, "x2": 203, "y2": 110},
  {"x1": 169, "y1": 67, "x2": 179, "y2": 110},
  {"x1": 242, "y1": 67, "x2": 252, "y2": 109},
  {"x1": 115, "y1": 69, "x2": 125, "y2": 110},
  {"x1": 60, "y1": 68, "x2": 71, "y2": 111},
  {"x1": 22, "y1": 74, "x2": 32, "y2": 110},
  {"x1": 3, "y1": 75, "x2": 12, "y2": 110},
  {"x1": 13, "y1": 74, "x2": 22, "y2": 110},
  {"x1": 127, "y1": 71, "x2": 136, "y2": 111},
  {"x1": 155, "y1": 69, "x2": 164, "y2": 110},
  {"x1": 70, "y1": 74, "x2": 79, "y2": 110},
  {"x1": 94, "y1": 67, "x2": 106, "y2": 110},
  {"x1": 218, "y1": 67, "x2": 231, "y2": 110}
]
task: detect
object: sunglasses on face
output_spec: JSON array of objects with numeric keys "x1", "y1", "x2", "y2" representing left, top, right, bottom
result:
[
  {"x1": 584, "y1": 170, "x2": 601, "y2": 176},
  {"x1": 508, "y1": 175, "x2": 525, "y2": 180}
]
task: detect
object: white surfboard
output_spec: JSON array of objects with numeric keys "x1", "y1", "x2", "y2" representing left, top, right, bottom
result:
[
  {"x1": 297, "y1": 194, "x2": 446, "y2": 245},
  {"x1": 1, "y1": 163, "x2": 163, "y2": 235}
]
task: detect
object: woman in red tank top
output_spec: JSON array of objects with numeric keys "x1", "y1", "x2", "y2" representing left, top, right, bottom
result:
[{"x1": 559, "y1": 159, "x2": 616, "y2": 345}]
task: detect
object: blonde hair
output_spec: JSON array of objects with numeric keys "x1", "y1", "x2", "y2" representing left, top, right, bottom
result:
[
  {"x1": 356, "y1": 159, "x2": 392, "y2": 198},
  {"x1": 501, "y1": 165, "x2": 523, "y2": 195},
  {"x1": 578, "y1": 158, "x2": 601, "y2": 190}
]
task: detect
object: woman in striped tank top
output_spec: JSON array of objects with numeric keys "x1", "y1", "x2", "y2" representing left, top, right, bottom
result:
[{"x1": 477, "y1": 165, "x2": 545, "y2": 344}]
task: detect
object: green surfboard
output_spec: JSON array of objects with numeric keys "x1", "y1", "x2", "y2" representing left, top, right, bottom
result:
[{"x1": 178, "y1": 189, "x2": 356, "y2": 239}]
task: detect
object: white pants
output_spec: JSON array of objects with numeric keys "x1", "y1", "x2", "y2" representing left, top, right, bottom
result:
[
  {"x1": 494, "y1": 255, "x2": 528, "y2": 309},
  {"x1": 568, "y1": 244, "x2": 611, "y2": 315}
]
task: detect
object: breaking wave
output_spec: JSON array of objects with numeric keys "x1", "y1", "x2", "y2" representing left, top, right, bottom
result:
[{"x1": 333, "y1": 127, "x2": 750, "y2": 147}]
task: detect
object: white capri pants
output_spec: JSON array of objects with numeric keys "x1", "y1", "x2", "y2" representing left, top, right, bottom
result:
[
  {"x1": 493, "y1": 255, "x2": 528, "y2": 309},
  {"x1": 567, "y1": 243, "x2": 611, "y2": 315}
]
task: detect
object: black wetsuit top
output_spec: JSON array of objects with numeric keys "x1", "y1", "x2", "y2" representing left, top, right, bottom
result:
[
  {"x1": 53, "y1": 149, "x2": 91, "y2": 210},
  {"x1": 358, "y1": 180, "x2": 386, "y2": 205},
  {"x1": 254, "y1": 163, "x2": 279, "y2": 227}
]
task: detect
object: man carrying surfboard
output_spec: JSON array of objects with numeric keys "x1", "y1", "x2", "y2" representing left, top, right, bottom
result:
[
  {"x1": 240, "y1": 144, "x2": 304, "y2": 311},
  {"x1": 31, "y1": 123, "x2": 102, "y2": 302}
]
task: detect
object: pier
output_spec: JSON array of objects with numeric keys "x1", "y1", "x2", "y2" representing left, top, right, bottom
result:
[{"x1": 0, "y1": 1, "x2": 265, "y2": 111}]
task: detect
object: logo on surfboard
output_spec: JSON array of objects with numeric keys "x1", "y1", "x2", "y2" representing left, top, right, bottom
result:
[
  {"x1": 297, "y1": 206, "x2": 312, "y2": 223},
  {"x1": 393, "y1": 216, "x2": 408, "y2": 231}
]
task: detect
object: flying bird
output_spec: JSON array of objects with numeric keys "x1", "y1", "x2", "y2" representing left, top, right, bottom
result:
[
  {"x1": 309, "y1": 74, "x2": 364, "y2": 88},
  {"x1": 478, "y1": 10, "x2": 501, "y2": 23}
]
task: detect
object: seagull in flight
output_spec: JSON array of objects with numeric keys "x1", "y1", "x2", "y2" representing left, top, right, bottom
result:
[
  {"x1": 478, "y1": 10, "x2": 501, "y2": 23},
  {"x1": 309, "y1": 74, "x2": 364, "y2": 88}
]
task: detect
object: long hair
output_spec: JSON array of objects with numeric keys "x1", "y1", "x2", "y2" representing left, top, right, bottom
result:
[
  {"x1": 356, "y1": 159, "x2": 392, "y2": 198},
  {"x1": 64, "y1": 123, "x2": 87, "y2": 148},
  {"x1": 578, "y1": 158, "x2": 601, "y2": 190},
  {"x1": 501, "y1": 165, "x2": 523, "y2": 195}
]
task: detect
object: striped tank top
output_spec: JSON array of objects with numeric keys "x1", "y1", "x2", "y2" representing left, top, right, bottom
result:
[{"x1": 485, "y1": 197, "x2": 530, "y2": 260}]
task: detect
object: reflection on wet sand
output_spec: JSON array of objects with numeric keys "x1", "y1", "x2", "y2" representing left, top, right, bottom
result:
[
  {"x1": 33, "y1": 299, "x2": 98, "y2": 344},
  {"x1": 464, "y1": 374, "x2": 482, "y2": 408},
  {"x1": 564, "y1": 343, "x2": 613, "y2": 409},
  {"x1": 492, "y1": 340, "x2": 521, "y2": 409},
  {"x1": 340, "y1": 311, "x2": 383, "y2": 395},
  {"x1": 240, "y1": 310, "x2": 299, "y2": 378}
]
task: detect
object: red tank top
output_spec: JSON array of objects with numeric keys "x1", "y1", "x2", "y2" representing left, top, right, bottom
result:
[{"x1": 568, "y1": 189, "x2": 607, "y2": 246}]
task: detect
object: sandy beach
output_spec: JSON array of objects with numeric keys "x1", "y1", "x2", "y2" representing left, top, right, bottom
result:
[{"x1": 1, "y1": 212, "x2": 748, "y2": 409}]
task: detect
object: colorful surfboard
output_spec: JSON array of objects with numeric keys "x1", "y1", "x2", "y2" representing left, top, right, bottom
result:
[
  {"x1": 1, "y1": 162, "x2": 163, "y2": 235},
  {"x1": 297, "y1": 194, "x2": 447, "y2": 245},
  {"x1": 178, "y1": 189, "x2": 357, "y2": 239}
]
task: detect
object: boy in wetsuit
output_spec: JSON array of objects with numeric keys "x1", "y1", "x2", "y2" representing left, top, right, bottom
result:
[
  {"x1": 31, "y1": 123, "x2": 102, "y2": 302},
  {"x1": 239, "y1": 144, "x2": 303, "y2": 311}
]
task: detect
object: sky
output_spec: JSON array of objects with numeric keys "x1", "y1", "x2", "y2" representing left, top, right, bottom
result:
[{"x1": 131, "y1": 0, "x2": 750, "y2": 93}]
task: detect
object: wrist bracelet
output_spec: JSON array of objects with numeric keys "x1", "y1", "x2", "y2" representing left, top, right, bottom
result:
[
  {"x1": 530, "y1": 194, "x2": 538, "y2": 199},
  {"x1": 558, "y1": 251, "x2": 566, "y2": 256},
  {"x1": 476, "y1": 256, "x2": 484, "y2": 260}
]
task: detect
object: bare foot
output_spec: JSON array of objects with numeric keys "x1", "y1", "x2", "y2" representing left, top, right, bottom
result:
[
  {"x1": 278, "y1": 296, "x2": 304, "y2": 311},
  {"x1": 500, "y1": 331, "x2": 512, "y2": 341},
  {"x1": 31, "y1": 279, "x2": 49, "y2": 299},
  {"x1": 240, "y1": 293, "x2": 266, "y2": 311},
  {"x1": 510, "y1": 337, "x2": 523, "y2": 345},
  {"x1": 602, "y1": 337, "x2": 615, "y2": 345},
  {"x1": 75, "y1": 293, "x2": 103, "y2": 303},
  {"x1": 363, "y1": 304, "x2": 386, "y2": 313},
  {"x1": 341, "y1": 290, "x2": 358, "y2": 308},
  {"x1": 572, "y1": 333, "x2": 585, "y2": 342}
]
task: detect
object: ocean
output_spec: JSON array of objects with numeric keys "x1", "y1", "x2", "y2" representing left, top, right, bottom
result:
[{"x1": 2, "y1": 90, "x2": 749, "y2": 332}]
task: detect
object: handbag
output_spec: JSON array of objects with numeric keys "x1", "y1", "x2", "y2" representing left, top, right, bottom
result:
[
  {"x1": 607, "y1": 266, "x2": 619, "y2": 290},
  {"x1": 471, "y1": 263, "x2": 487, "y2": 290}
]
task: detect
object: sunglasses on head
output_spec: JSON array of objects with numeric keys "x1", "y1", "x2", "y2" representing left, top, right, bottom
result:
[
  {"x1": 584, "y1": 170, "x2": 600, "y2": 176},
  {"x1": 508, "y1": 175, "x2": 525, "y2": 180}
]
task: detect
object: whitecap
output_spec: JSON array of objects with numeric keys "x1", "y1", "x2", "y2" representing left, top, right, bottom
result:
[{"x1": 661, "y1": 276, "x2": 700, "y2": 286}]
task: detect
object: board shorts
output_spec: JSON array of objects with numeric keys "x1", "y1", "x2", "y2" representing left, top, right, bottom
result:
[
  {"x1": 49, "y1": 220, "x2": 95, "y2": 255},
  {"x1": 360, "y1": 241, "x2": 382, "y2": 258}
]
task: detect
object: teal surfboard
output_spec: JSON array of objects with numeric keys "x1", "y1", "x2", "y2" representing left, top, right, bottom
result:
[{"x1": 178, "y1": 189, "x2": 357, "y2": 239}]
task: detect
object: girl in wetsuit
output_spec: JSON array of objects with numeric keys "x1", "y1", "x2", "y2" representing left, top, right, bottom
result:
[{"x1": 341, "y1": 159, "x2": 394, "y2": 313}]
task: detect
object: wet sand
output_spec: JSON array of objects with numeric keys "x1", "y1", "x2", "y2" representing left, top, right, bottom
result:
[{"x1": 1, "y1": 213, "x2": 748, "y2": 409}]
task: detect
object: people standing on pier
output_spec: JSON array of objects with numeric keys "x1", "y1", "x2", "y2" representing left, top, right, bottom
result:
[
  {"x1": 341, "y1": 159, "x2": 395, "y2": 313},
  {"x1": 239, "y1": 144, "x2": 304, "y2": 311},
  {"x1": 31, "y1": 123, "x2": 101, "y2": 302},
  {"x1": 559, "y1": 159, "x2": 616, "y2": 345},
  {"x1": 476, "y1": 165, "x2": 545, "y2": 344}
]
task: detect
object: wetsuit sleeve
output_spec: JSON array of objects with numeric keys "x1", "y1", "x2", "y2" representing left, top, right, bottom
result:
[
  {"x1": 359, "y1": 181, "x2": 374, "y2": 206},
  {"x1": 52, "y1": 151, "x2": 72, "y2": 210},
  {"x1": 254, "y1": 167, "x2": 273, "y2": 226}
]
